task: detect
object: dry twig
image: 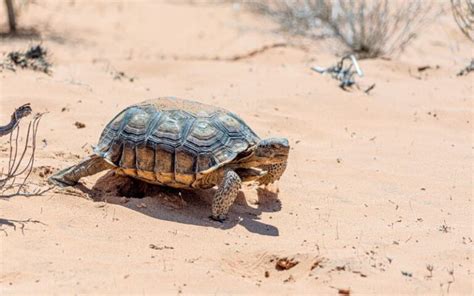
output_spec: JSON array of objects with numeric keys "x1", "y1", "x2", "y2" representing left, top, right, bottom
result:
[
  {"x1": 0, "y1": 105, "x2": 52, "y2": 198},
  {"x1": 0, "y1": 103, "x2": 31, "y2": 137}
]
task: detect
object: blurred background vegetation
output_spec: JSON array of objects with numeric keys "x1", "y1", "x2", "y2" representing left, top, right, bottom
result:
[{"x1": 1, "y1": 0, "x2": 473, "y2": 59}]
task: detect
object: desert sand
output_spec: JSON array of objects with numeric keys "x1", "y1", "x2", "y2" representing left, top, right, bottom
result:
[{"x1": 0, "y1": 1, "x2": 472, "y2": 295}]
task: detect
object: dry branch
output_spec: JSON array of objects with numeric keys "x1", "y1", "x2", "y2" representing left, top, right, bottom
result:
[
  {"x1": 165, "y1": 42, "x2": 306, "y2": 62},
  {"x1": 0, "y1": 105, "x2": 52, "y2": 198},
  {"x1": 0, "y1": 103, "x2": 31, "y2": 137},
  {"x1": 4, "y1": 0, "x2": 17, "y2": 33},
  {"x1": 221, "y1": 42, "x2": 289, "y2": 61}
]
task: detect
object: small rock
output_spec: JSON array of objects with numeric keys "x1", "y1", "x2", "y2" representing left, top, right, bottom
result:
[
  {"x1": 338, "y1": 288, "x2": 351, "y2": 295},
  {"x1": 275, "y1": 257, "x2": 299, "y2": 271},
  {"x1": 283, "y1": 275, "x2": 295, "y2": 283},
  {"x1": 74, "y1": 121, "x2": 86, "y2": 129}
]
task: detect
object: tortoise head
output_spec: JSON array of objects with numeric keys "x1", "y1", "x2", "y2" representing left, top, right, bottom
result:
[{"x1": 254, "y1": 137, "x2": 290, "y2": 165}]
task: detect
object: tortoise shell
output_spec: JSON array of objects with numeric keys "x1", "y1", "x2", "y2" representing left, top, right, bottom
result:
[{"x1": 94, "y1": 97, "x2": 260, "y2": 188}]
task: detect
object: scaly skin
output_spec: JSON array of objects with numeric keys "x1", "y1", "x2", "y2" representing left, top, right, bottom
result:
[
  {"x1": 48, "y1": 155, "x2": 113, "y2": 187},
  {"x1": 258, "y1": 162, "x2": 287, "y2": 186},
  {"x1": 211, "y1": 170, "x2": 241, "y2": 222}
]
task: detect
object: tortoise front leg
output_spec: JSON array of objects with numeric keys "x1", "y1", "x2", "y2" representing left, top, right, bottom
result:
[
  {"x1": 49, "y1": 155, "x2": 113, "y2": 187},
  {"x1": 258, "y1": 162, "x2": 287, "y2": 186},
  {"x1": 211, "y1": 170, "x2": 241, "y2": 222}
]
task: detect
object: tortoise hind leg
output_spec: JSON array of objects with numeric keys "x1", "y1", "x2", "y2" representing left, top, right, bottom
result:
[{"x1": 49, "y1": 155, "x2": 114, "y2": 187}]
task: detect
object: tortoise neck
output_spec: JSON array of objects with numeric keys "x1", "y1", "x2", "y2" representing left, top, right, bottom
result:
[{"x1": 232, "y1": 153, "x2": 285, "y2": 168}]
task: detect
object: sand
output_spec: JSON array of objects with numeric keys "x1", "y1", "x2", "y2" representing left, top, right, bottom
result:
[{"x1": 0, "y1": 1, "x2": 472, "y2": 295}]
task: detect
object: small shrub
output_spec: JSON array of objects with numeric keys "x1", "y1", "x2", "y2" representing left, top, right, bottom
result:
[
  {"x1": 0, "y1": 44, "x2": 52, "y2": 74},
  {"x1": 451, "y1": 0, "x2": 474, "y2": 42},
  {"x1": 249, "y1": 0, "x2": 436, "y2": 58}
]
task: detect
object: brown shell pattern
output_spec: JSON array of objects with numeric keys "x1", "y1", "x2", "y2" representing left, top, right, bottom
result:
[{"x1": 95, "y1": 97, "x2": 260, "y2": 186}]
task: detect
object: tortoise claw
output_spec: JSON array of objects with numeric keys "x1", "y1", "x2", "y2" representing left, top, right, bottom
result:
[{"x1": 209, "y1": 215, "x2": 227, "y2": 223}]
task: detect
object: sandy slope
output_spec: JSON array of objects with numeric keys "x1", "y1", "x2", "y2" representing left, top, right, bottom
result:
[{"x1": 0, "y1": 1, "x2": 472, "y2": 295}]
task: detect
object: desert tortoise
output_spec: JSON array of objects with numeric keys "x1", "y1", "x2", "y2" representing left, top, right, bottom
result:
[{"x1": 49, "y1": 97, "x2": 289, "y2": 221}]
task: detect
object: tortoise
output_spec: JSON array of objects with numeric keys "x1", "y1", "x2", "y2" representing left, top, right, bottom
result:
[{"x1": 49, "y1": 97, "x2": 289, "y2": 221}]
